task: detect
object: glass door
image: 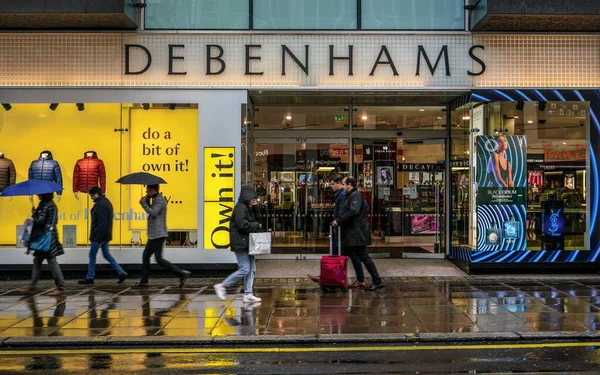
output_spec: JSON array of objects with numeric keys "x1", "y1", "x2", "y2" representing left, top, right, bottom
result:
[
  {"x1": 353, "y1": 137, "x2": 445, "y2": 258},
  {"x1": 252, "y1": 139, "x2": 349, "y2": 258}
]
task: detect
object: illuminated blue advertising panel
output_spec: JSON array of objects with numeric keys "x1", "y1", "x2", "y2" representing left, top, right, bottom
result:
[{"x1": 476, "y1": 135, "x2": 527, "y2": 251}]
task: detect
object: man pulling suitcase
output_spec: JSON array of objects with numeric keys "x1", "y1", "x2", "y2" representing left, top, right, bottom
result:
[{"x1": 333, "y1": 176, "x2": 383, "y2": 291}]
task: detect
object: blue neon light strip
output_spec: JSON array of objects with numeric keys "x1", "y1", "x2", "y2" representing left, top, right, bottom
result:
[
  {"x1": 553, "y1": 90, "x2": 566, "y2": 101},
  {"x1": 591, "y1": 145, "x2": 598, "y2": 235},
  {"x1": 472, "y1": 93, "x2": 492, "y2": 102},
  {"x1": 493, "y1": 90, "x2": 516, "y2": 102},
  {"x1": 533, "y1": 90, "x2": 548, "y2": 102},
  {"x1": 533, "y1": 250, "x2": 546, "y2": 263},
  {"x1": 515, "y1": 90, "x2": 532, "y2": 101}
]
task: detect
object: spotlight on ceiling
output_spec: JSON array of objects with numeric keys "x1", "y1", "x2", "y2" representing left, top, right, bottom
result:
[
  {"x1": 142, "y1": 103, "x2": 150, "y2": 110},
  {"x1": 2, "y1": 103, "x2": 11, "y2": 111},
  {"x1": 516, "y1": 101, "x2": 524, "y2": 111},
  {"x1": 168, "y1": 103, "x2": 176, "y2": 110},
  {"x1": 49, "y1": 103, "x2": 59, "y2": 111},
  {"x1": 538, "y1": 101, "x2": 547, "y2": 111}
]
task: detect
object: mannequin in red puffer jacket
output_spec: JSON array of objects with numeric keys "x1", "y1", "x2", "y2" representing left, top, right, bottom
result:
[{"x1": 73, "y1": 151, "x2": 106, "y2": 195}]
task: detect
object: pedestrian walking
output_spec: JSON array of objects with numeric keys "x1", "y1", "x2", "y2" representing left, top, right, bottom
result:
[
  {"x1": 332, "y1": 176, "x2": 383, "y2": 291},
  {"x1": 308, "y1": 174, "x2": 365, "y2": 287},
  {"x1": 78, "y1": 186, "x2": 127, "y2": 285},
  {"x1": 214, "y1": 186, "x2": 262, "y2": 303},
  {"x1": 18, "y1": 193, "x2": 67, "y2": 295},
  {"x1": 132, "y1": 184, "x2": 190, "y2": 289}
]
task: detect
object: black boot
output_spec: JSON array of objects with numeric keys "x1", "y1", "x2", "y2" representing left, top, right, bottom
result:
[{"x1": 364, "y1": 282, "x2": 384, "y2": 291}]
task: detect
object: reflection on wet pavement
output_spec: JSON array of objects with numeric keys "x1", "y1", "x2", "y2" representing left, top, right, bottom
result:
[{"x1": 0, "y1": 277, "x2": 598, "y2": 337}]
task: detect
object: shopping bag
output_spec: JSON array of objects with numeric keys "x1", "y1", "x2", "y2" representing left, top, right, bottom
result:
[
  {"x1": 249, "y1": 232, "x2": 272, "y2": 255},
  {"x1": 19, "y1": 218, "x2": 34, "y2": 245}
]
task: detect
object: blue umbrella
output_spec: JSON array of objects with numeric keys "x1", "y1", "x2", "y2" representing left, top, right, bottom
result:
[{"x1": 0, "y1": 180, "x2": 64, "y2": 197}]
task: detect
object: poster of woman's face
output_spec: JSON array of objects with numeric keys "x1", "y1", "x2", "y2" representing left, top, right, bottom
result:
[{"x1": 377, "y1": 166, "x2": 393, "y2": 186}]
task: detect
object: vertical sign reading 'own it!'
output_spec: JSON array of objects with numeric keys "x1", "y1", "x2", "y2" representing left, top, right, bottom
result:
[{"x1": 204, "y1": 148, "x2": 235, "y2": 249}]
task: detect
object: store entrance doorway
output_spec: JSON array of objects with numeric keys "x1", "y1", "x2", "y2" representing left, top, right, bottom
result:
[
  {"x1": 352, "y1": 135, "x2": 446, "y2": 259},
  {"x1": 251, "y1": 136, "x2": 350, "y2": 259},
  {"x1": 245, "y1": 94, "x2": 461, "y2": 260},
  {"x1": 249, "y1": 131, "x2": 447, "y2": 259}
]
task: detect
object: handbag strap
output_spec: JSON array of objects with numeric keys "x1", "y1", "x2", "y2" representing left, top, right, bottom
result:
[{"x1": 49, "y1": 205, "x2": 56, "y2": 231}]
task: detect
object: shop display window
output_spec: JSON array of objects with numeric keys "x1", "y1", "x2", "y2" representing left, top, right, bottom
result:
[
  {"x1": 464, "y1": 100, "x2": 590, "y2": 251},
  {"x1": 0, "y1": 103, "x2": 198, "y2": 249}
]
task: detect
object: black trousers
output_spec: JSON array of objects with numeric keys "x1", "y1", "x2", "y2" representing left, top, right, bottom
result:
[
  {"x1": 345, "y1": 246, "x2": 382, "y2": 285},
  {"x1": 140, "y1": 237, "x2": 184, "y2": 284}
]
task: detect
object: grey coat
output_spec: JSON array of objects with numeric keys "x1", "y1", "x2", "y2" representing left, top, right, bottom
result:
[
  {"x1": 140, "y1": 193, "x2": 168, "y2": 240},
  {"x1": 229, "y1": 186, "x2": 261, "y2": 252}
]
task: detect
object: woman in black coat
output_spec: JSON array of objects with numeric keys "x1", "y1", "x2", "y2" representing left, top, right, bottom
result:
[
  {"x1": 214, "y1": 186, "x2": 263, "y2": 303},
  {"x1": 19, "y1": 193, "x2": 66, "y2": 295}
]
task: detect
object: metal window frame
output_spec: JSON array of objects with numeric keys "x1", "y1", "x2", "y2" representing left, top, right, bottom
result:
[{"x1": 142, "y1": 0, "x2": 466, "y2": 32}]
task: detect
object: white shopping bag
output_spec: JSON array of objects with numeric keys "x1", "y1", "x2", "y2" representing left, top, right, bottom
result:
[{"x1": 249, "y1": 232, "x2": 272, "y2": 255}]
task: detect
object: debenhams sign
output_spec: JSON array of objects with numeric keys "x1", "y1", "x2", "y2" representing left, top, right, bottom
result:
[
  {"x1": 119, "y1": 34, "x2": 486, "y2": 87},
  {"x1": 125, "y1": 43, "x2": 485, "y2": 77}
]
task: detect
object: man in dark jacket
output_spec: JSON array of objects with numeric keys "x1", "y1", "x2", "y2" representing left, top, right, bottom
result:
[
  {"x1": 214, "y1": 186, "x2": 263, "y2": 303},
  {"x1": 78, "y1": 186, "x2": 127, "y2": 285},
  {"x1": 309, "y1": 174, "x2": 365, "y2": 287},
  {"x1": 333, "y1": 176, "x2": 383, "y2": 291},
  {"x1": 331, "y1": 174, "x2": 365, "y2": 288},
  {"x1": 133, "y1": 184, "x2": 191, "y2": 289}
]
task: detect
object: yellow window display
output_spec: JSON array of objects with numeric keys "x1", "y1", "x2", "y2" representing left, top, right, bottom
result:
[{"x1": 0, "y1": 103, "x2": 198, "y2": 248}]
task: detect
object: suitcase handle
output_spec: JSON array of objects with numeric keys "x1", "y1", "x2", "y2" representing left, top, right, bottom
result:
[{"x1": 329, "y1": 225, "x2": 342, "y2": 256}]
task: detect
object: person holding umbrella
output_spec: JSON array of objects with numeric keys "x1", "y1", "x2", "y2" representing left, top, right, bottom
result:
[
  {"x1": 118, "y1": 176, "x2": 190, "y2": 288},
  {"x1": 20, "y1": 192, "x2": 66, "y2": 295},
  {"x1": 0, "y1": 180, "x2": 67, "y2": 295}
]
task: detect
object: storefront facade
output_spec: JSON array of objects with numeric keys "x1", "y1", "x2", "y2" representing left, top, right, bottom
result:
[{"x1": 0, "y1": 31, "x2": 598, "y2": 272}]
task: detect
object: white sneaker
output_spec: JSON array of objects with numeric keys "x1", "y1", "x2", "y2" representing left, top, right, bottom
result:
[
  {"x1": 242, "y1": 294, "x2": 262, "y2": 303},
  {"x1": 214, "y1": 283, "x2": 227, "y2": 300}
]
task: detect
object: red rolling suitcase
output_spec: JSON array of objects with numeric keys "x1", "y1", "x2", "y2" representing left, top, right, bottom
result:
[{"x1": 320, "y1": 226, "x2": 348, "y2": 289}]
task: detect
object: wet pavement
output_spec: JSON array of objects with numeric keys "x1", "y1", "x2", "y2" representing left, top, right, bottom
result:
[
  {"x1": 0, "y1": 276, "x2": 598, "y2": 340},
  {"x1": 0, "y1": 343, "x2": 599, "y2": 374}
]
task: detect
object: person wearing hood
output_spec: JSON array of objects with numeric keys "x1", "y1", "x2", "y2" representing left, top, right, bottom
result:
[
  {"x1": 18, "y1": 193, "x2": 66, "y2": 295},
  {"x1": 214, "y1": 186, "x2": 263, "y2": 303},
  {"x1": 78, "y1": 186, "x2": 127, "y2": 285}
]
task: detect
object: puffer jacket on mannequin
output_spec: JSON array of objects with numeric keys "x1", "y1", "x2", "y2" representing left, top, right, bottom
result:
[
  {"x1": 73, "y1": 151, "x2": 106, "y2": 194},
  {"x1": 0, "y1": 153, "x2": 17, "y2": 192},
  {"x1": 28, "y1": 150, "x2": 63, "y2": 195}
]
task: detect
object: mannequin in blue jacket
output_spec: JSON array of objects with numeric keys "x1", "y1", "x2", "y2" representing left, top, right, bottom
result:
[{"x1": 28, "y1": 150, "x2": 63, "y2": 201}]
